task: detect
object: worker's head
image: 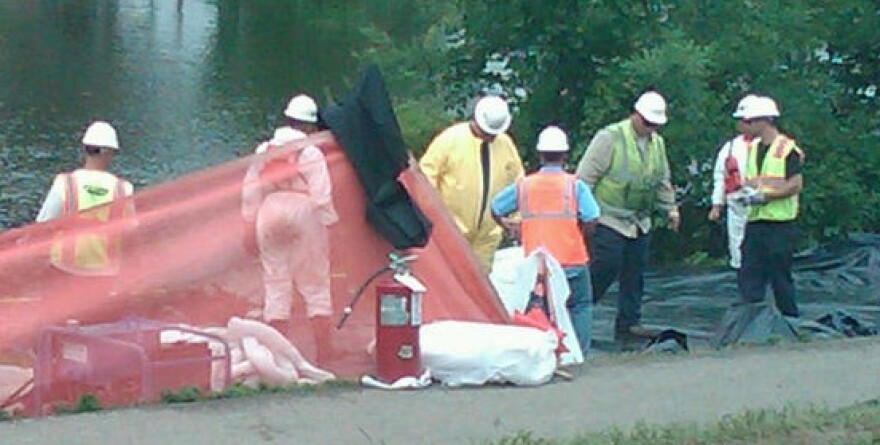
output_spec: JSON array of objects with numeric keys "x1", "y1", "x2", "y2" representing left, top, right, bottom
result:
[
  {"x1": 471, "y1": 95, "x2": 511, "y2": 142},
  {"x1": 284, "y1": 94, "x2": 320, "y2": 134},
  {"x1": 738, "y1": 96, "x2": 780, "y2": 137},
  {"x1": 81, "y1": 121, "x2": 119, "y2": 168},
  {"x1": 536, "y1": 126, "x2": 569, "y2": 164},
  {"x1": 631, "y1": 91, "x2": 668, "y2": 137},
  {"x1": 732, "y1": 94, "x2": 759, "y2": 134}
]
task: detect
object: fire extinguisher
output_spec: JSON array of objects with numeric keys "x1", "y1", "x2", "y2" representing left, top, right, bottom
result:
[{"x1": 337, "y1": 252, "x2": 425, "y2": 383}]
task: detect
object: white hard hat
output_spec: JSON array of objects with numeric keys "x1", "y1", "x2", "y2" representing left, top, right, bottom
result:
[
  {"x1": 283, "y1": 94, "x2": 319, "y2": 123},
  {"x1": 740, "y1": 96, "x2": 780, "y2": 119},
  {"x1": 634, "y1": 91, "x2": 668, "y2": 125},
  {"x1": 536, "y1": 126, "x2": 569, "y2": 153},
  {"x1": 473, "y1": 96, "x2": 512, "y2": 136},
  {"x1": 270, "y1": 126, "x2": 307, "y2": 147},
  {"x1": 732, "y1": 94, "x2": 759, "y2": 118},
  {"x1": 81, "y1": 121, "x2": 120, "y2": 150}
]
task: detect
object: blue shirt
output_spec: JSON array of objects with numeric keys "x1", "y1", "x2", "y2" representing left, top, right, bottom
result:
[{"x1": 491, "y1": 165, "x2": 600, "y2": 221}]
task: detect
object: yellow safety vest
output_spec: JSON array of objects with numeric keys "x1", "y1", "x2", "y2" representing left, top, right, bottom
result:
[
  {"x1": 51, "y1": 171, "x2": 128, "y2": 276},
  {"x1": 592, "y1": 119, "x2": 668, "y2": 219},
  {"x1": 744, "y1": 135, "x2": 803, "y2": 222}
]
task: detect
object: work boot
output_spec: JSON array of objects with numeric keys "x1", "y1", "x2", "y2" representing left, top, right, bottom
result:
[{"x1": 310, "y1": 316, "x2": 340, "y2": 366}]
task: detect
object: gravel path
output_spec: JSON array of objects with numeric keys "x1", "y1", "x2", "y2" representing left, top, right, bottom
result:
[{"x1": 2, "y1": 338, "x2": 878, "y2": 445}]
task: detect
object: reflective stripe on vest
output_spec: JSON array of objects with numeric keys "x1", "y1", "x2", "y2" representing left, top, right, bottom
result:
[
  {"x1": 592, "y1": 119, "x2": 667, "y2": 221},
  {"x1": 51, "y1": 173, "x2": 127, "y2": 276},
  {"x1": 745, "y1": 135, "x2": 802, "y2": 221},
  {"x1": 518, "y1": 171, "x2": 589, "y2": 265}
]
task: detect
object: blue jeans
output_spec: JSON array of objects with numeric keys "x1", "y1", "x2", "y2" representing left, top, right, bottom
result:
[{"x1": 564, "y1": 264, "x2": 593, "y2": 355}]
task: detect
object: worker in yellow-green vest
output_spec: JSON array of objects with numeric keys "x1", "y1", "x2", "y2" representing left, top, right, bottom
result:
[
  {"x1": 732, "y1": 96, "x2": 804, "y2": 317},
  {"x1": 420, "y1": 95, "x2": 525, "y2": 271},
  {"x1": 575, "y1": 90, "x2": 680, "y2": 339},
  {"x1": 36, "y1": 121, "x2": 135, "y2": 277}
]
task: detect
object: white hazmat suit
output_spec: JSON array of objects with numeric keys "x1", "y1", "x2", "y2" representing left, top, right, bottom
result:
[{"x1": 711, "y1": 134, "x2": 750, "y2": 269}]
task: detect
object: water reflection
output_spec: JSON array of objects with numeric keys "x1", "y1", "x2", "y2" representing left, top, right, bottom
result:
[{"x1": 0, "y1": 0, "x2": 396, "y2": 228}]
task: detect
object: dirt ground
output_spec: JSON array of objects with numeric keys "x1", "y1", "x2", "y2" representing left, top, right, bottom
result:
[{"x1": 2, "y1": 337, "x2": 878, "y2": 445}]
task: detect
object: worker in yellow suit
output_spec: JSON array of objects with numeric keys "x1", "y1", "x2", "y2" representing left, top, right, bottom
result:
[{"x1": 419, "y1": 96, "x2": 524, "y2": 271}]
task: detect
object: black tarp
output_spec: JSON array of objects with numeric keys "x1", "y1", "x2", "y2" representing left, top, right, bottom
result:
[
  {"x1": 321, "y1": 64, "x2": 432, "y2": 250},
  {"x1": 593, "y1": 233, "x2": 880, "y2": 350}
]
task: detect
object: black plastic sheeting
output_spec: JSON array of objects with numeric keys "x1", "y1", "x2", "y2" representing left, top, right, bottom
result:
[{"x1": 593, "y1": 233, "x2": 880, "y2": 350}]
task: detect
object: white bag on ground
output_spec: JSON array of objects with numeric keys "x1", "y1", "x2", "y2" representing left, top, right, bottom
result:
[
  {"x1": 490, "y1": 246, "x2": 584, "y2": 365},
  {"x1": 421, "y1": 320, "x2": 557, "y2": 386}
]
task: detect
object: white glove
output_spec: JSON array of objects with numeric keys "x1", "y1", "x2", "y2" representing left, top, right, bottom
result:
[{"x1": 734, "y1": 187, "x2": 766, "y2": 205}]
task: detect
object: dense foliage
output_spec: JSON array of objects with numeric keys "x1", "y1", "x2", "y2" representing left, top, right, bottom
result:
[{"x1": 365, "y1": 0, "x2": 880, "y2": 263}]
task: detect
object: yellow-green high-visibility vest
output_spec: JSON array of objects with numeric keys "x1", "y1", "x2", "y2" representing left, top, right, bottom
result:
[
  {"x1": 592, "y1": 119, "x2": 668, "y2": 220},
  {"x1": 51, "y1": 171, "x2": 127, "y2": 276},
  {"x1": 744, "y1": 135, "x2": 803, "y2": 222}
]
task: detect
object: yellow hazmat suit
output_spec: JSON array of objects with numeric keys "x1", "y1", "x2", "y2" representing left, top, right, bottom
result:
[{"x1": 420, "y1": 122, "x2": 524, "y2": 271}]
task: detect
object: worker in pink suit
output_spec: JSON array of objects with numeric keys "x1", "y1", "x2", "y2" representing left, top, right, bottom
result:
[{"x1": 241, "y1": 94, "x2": 339, "y2": 364}]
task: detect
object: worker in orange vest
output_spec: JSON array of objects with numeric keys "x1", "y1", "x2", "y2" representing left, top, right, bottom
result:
[
  {"x1": 36, "y1": 120, "x2": 135, "y2": 276},
  {"x1": 491, "y1": 126, "x2": 601, "y2": 355},
  {"x1": 34, "y1": 120, "x2": 136, "y2": 325}
]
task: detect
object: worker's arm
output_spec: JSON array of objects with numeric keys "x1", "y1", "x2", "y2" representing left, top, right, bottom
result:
[
  {"x1": 490, "y1": 181, "x2": 520, "y2": 234},
  {"x1": 121, "y1": 180, "x2": 139, "y2": 229},
  {"x1": 764, "y1": 174, "x2": 803, "y2": 200},
  {"x1": 574, "y1": 179, "x2": 600, "y2": 235},
  {"x1": 300, "y1": 146, "x2": 339, "y2": 226},
  {"x1": 655, "y1": 140, "x2": 680, "y2": 231},
  {"x1": 240, "y1": 158, "x2": 265, "y2": 222},
  {"x1": 35, "y1": 175, "x2": 65, "y2": 223},
  {"x1": 768, "y1": 149, "x2": 804, "y2": 200},
  {"x1": 709, "y1": 141, "x2": 730, "y2": 221},
  {"x1": 575, "y1": 130, "x2": 614, "y2": 188},
  {"x1": 418, "y1": 133, "x2": 448, "y2": 189}
]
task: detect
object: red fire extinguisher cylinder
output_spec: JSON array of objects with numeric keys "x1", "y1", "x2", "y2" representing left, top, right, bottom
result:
[{"x1": 375, "y1": 280, "x2": 423, "y2": 383}]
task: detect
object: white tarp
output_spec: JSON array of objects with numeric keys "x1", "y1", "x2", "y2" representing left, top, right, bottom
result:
[
  {"x1": 420, "y1": 320, "x2": 557, "y2": 386},
  {"x1": 489, "y1": 246, "x2": 584, "y2": 366}
]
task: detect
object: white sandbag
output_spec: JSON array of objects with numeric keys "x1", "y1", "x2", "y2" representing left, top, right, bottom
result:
[
  {"x1": 421, "y1": 320, "x2": 557, "y2": 386},
  {"x1": 226, "y1": 317, "x2": 335, "y2": 382},
  {"x1": 490, "y1": 246, "x2": 584, "y2": 365}
]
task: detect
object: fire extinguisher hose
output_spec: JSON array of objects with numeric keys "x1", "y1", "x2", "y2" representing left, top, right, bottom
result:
[{"x1": 336, "y1": 265, "x2": 390, "y2": 330}]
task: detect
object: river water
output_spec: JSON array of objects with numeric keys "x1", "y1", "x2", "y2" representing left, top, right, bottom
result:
[{"x1": 0, "y1": 0, "x2": 405, "y2": 228}]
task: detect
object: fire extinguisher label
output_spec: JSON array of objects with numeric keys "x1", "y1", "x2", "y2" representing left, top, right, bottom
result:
[
  {"x1": 411, "y1": 293, "x2": 422, "y2": 326},
  {"x1": 61, "y1": 341, "x2": 88, "y2": 363},
  {"x1": 380, "y1": 294, "x2": 409, "y2": 326}
]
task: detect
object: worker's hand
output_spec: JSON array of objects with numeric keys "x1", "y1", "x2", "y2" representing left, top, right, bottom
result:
[
  {"x1": 733, "y1": 187, "x2": 766, "y2": 205},
  {"x1": 708, "y1": 205, "x2": 722, "y2": 221},
  {"x1": 499, "y1": 216, "x2": 521, "y2": 238},
  {"x1": 668, "y1": 208, "x2": 681, "y2": 232}
]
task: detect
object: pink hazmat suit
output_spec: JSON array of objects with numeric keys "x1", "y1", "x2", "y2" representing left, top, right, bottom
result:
[{"x1": 241, "y1": 128, "x2": 339, "y2": 323}]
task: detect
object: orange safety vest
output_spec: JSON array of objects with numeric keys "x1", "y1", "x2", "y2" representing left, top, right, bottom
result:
[
  {"x1": 52, "y1": 173, "x2": 127, "y2": 276},
  {"x1": 518, "y1": 171, "x2": 589, "y2": 266}
]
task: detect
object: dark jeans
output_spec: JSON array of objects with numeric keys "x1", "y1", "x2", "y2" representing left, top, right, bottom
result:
[
  {"x1": 588, "y1": 224, "x2": 650, "y2": 331},
  {"x1": 737, "y1": 221, "x2": 799, "y2": 317}
]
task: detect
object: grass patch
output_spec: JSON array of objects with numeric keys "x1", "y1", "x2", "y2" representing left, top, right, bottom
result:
[
  {"x1": 162, "y1": 378, "x2": 361, "y2": 404},
  {"x1": 489, "y1": 401, "x2": 880, "y2": 444}
]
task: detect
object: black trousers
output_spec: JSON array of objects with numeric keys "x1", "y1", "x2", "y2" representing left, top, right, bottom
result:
[
  {"x1": 738, "y1": 221, "x2": 799, "y2": 317},
  {"x1": 588, "y1": 224, "x2": 650, "y2": 331}
]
